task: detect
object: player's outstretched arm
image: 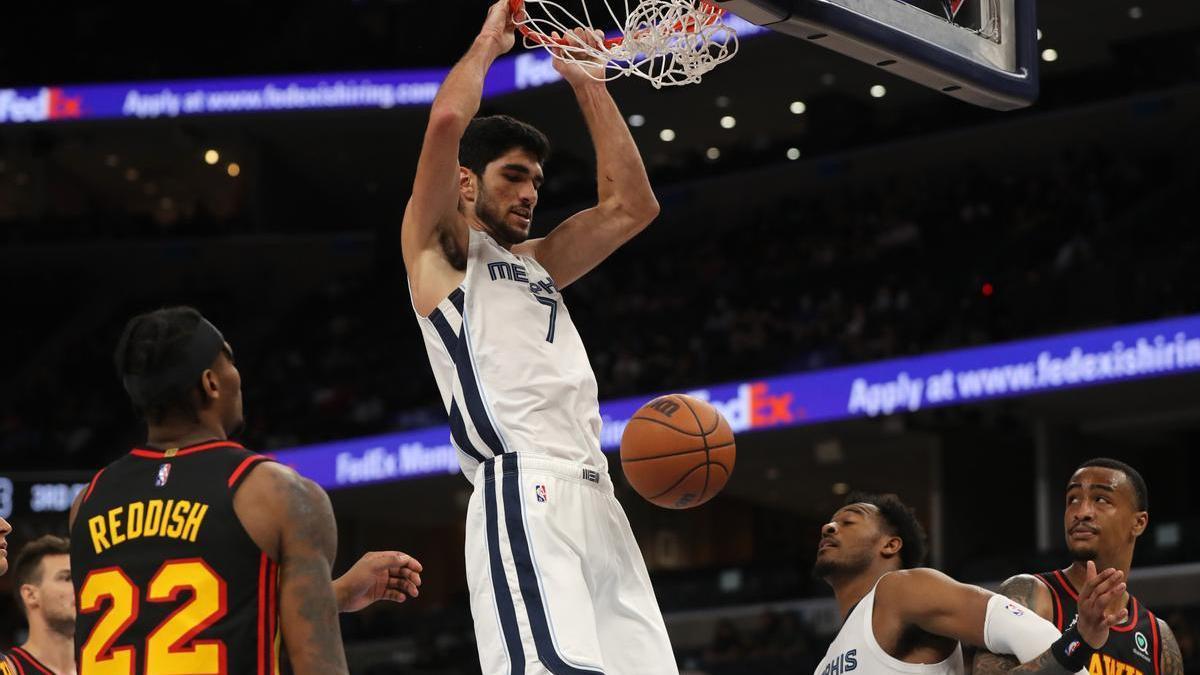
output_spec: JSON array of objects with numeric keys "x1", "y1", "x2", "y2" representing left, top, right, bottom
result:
[
  {"x1": 877, "y1": 563, "x2": 1127, "y2": 673},
  {"x1": 236, "y1": 462, "x2": 350, "y2": 675},
  {"x1": 973, "y1": 575, "x2": 1054, "y2": 674},
  {"x1": 514, "y1": 29, "x2": 659, "y2": 289},
  {"x1": 405, "y1": 0, "x2": 515, "y2": 315}
]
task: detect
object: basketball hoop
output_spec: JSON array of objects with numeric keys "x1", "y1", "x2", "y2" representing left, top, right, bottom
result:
[{"x1": 509, "y1": 0, "x2": 738, "y2": 88}]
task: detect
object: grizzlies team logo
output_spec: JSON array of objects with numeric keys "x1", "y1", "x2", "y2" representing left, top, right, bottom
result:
[
  {"x1": 534, "y1": 484, "x2": 547, "y2": 503},
  {"x1": 155, "y1": 463, "x2": 172, "y2": 487}
]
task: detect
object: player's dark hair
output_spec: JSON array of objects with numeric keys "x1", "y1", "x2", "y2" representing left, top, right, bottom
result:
[
  {"x1": 460, "y1": 114, "x2": 551, "y2": 177},
  {"x1": 12, "y1": 535, "x2": 71, "y2": 615},
  {"x1": 114, "y1": 306, "x2": 210, "y2": 424},
  {"x1": 1076, "y1": 458, "x2": 1148, "y2": 512},
  {"x1": 847, "y1": 492, "x2": 928, "y2": 569}
]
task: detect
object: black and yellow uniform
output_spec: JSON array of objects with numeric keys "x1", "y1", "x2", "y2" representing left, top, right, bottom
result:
[
  {"x1": 1035, "y1": 569, "x2": 1163, "y2": 675},
  {"x1": 71, "y1": 441, "x2": 280, "y2": 675},
  {"x1": 6, "y1": 646, "x2": 56, "y2": 675}
]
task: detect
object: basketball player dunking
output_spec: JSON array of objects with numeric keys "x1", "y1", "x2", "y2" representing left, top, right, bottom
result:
[
  {"x1": 973, "y1": 458, "x2": 1184, "y2": 675},
  {"x1": 814, "y1": 493, "x2": 1130, "y2": 675},
  {"x1": 402, "y1": 2, "x2": 673, "y2": 673},
  {"x1": 68, "y1": 307, "x2": 423, "y2": 675}
]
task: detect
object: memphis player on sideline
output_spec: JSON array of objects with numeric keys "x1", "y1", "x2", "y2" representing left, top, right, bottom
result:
[
  {"x1": 813, "y1": 493, "x2": 1130, "y2": 675},
  {"x1": 69, "y1": 307, "x2": 423, "y2": 675},
  {"x1": 973, "y1": 459, "x2": 1184, "y2": 675},
  {"x1": 402, "y1": 1, "x2": 671, "y2": 673}
]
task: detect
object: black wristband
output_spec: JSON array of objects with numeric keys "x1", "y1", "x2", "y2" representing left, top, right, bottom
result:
[{"x1": 1050, "y1": 626, "x2": 1095, "y2": 672}]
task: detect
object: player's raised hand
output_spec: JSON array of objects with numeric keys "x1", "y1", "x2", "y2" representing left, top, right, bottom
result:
[
  {"x1": 333, "y1": 551, "x2": 424, "y2": 613},
  {"x1": 479, "y1": 0, "x2": 517, "y2": 54},
  {"x1": 1076, "y1": 560, "x2": 1127, "y2": 649},
  {"x1": 551, "y1": 28, "x2": 607, "y2": 86}
]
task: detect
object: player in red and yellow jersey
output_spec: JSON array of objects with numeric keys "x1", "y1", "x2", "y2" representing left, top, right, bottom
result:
[{"x1": 70, "y1": 306, "x2": 423, "y2": 675}]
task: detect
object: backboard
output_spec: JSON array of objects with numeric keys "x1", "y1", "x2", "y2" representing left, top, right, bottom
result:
[{"x1": 712, "y1": 0, "x2": 1039, "y2": 109}]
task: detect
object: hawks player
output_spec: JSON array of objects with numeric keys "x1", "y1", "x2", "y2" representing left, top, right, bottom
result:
[
  {"x1": 973, "y1": 459, "x2": 1184, "y2": 675},
  {"x1": 69, "y1": 306, "x2": 423, "y2": 675}
]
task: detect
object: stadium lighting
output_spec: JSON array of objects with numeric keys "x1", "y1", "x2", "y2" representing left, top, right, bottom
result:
[
  {"x1": 227, "y1": 162, "x2": 241, "y2": 177},
  {"x1": 1041, "y1": 48, "x2": 1058, "y2": 62},
  {"x1": 706, "y1": 147, "x2": 721, "y2": 160},
  {"x1": 786, "y1": 148, "x2": 801, "y2": 160},
  {"x1": 628, "y1": 114, "x2": 645, "y2": 127},
  {"x1": 659, "y1": 129, "x2": 676, "y2": 142},
  {"x1": 720, "y1": 116, "x2": 736, "y2": 129},
  {"x1": 870, "y1": 85, "x2": 887, "y2": 98},
  {"x1": 204, "y1": 149, "x2": 220, "y2": 165},
  {"x1": 789, "y1": 100, "x2": 807, "y2": 115}
]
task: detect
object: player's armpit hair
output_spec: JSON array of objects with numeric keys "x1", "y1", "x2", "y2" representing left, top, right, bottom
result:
[
  {"x1": 1159, "y1": 618, "x2": 1184, "y2": 675},
  {"x1": 274, "y1": 469, "x2": 349, "y2": 675}
]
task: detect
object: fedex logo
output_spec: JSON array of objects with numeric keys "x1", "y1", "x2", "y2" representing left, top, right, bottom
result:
[
  {"x1": 689, "y1": 381, "x2": 800, "y2": 432},
  {"x1": 0, "y1": 88, "x2": 83, "y2": 123}
]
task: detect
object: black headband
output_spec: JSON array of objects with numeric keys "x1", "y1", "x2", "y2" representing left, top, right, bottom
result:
[{"x1": 122, "y1": 318, "x2": 226, "y2": 407}]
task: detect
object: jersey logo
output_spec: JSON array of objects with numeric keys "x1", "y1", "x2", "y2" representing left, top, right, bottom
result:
[
  {"x1": 155, "y1": 463, "x2": 172, "y2": 487},
  {"x1": 534, "y1": 484, "x2": 547, "y2": 503},
  {"x1": 1134, "y1": 631, "x2": 1151, "y2": 662},
  {"x1": 1003, "y1": 600, "x2": 1026, "y2": 616}
]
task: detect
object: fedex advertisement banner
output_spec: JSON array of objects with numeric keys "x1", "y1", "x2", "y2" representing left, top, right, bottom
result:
[
  {"x1": 0, "y1": 18, "x2": 766, "y2": 124},
  {"x1": 275, "y1": 314, "x2": 1200, "y2": 490}
]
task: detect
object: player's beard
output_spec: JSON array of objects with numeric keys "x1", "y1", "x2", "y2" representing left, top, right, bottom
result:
[
  {"x1": 46, "y1": 610, "x2": 76, "y2": 638},
  {"x1": 1069, "y1": 542, "x2": 1100, "y2": 562},
  {"x1": 475, "y1": 185, "x2": 529, "y2": 246},
  {"x1": 812, "y1": 546, "x2": 874, "y2": 582}
]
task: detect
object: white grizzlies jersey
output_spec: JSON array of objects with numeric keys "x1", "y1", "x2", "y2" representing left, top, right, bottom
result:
[
  {"x1": 816, "y1": 581, "x2": 964, "y2": 675},
  {"x1": 415, "y1": 228, "x2": 606, "y2": 482}
]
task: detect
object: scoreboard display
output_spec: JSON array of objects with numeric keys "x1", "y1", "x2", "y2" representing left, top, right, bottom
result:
[{"x1": 0, "y1": 472, "x2": 92, "y2": 522}]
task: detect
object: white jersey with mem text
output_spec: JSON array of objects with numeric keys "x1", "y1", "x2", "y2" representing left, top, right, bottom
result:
[
  {"x1": 414, "y1": 228, "x2": 606, "y2": 482},
  {"x1": 815, "y1": 578, "x2": 965, "y2": 675}
]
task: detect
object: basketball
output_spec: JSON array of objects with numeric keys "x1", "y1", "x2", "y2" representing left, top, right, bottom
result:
[{"x1": 620, "y1": 394, "x2": 736, "y2": 509}]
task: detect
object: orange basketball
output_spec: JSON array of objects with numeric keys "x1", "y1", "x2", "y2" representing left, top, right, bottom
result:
[{"x1": 619, "y1": 394, "x2": 736, "y2": 509}]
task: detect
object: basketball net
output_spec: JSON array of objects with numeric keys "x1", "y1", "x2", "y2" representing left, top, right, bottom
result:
[{"x1": 510, "y1": 0, "x2": 738, "y2": 88}]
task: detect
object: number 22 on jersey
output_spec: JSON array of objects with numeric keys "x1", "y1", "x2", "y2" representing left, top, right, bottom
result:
[{"x1": 79, "y1": 558, "x2": 226, "y2": 675}]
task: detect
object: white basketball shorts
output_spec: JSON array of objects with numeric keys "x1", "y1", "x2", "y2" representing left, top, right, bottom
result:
[{"x1": 465, "y1": 453, "x2": 678, "y2": 675}]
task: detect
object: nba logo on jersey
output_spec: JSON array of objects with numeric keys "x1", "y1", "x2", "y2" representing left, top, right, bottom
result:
[
  {"x1": 155, "y1": 463, "x2": 172, "y2": 487},
  {"x1": 534, "y1": 484, "x2": 547, "y2": 503}
]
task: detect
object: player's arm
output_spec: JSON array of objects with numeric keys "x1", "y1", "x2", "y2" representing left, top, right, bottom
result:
[
  {"x1": 332, "y1": 550, "x2": 424, "y2": 613},
  {"x1": 877, "y1": 564, "x2": 1126, "y2": 673},
  {"x1": 1159, "y1": 618, "x2": 1184, "y2": 675},
  {"x1": 973, "y1": 575, "x2": 1055, "y2": 674},
  {"x1": 235, "y1": 462, "x2": 350, "y2": 675},
  {"x1": 404, "y1": 0, "x2": 515, "y2": 314},
  {"x1": 514, "y1": 32, "x2": 659, "y2": 289}
]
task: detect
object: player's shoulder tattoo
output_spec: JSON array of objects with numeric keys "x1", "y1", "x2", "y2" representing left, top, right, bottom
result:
[
  {"x1": 1158, "y1": 617, "x2": 1184, "y2": 675},
  {"x1": 997, "y1": 573, "x2": 1045, "y2": 609}
]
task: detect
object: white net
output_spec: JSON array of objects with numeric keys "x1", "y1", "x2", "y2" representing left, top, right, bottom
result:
[{"x1": 513, "y1": 0, "x2": 738, "y2": 88}]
